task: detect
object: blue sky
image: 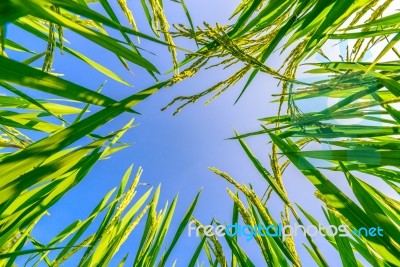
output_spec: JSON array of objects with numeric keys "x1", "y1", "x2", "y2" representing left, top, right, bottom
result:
[{"x1": 7, "y1": 0, "x2": 392, "y2": 266}]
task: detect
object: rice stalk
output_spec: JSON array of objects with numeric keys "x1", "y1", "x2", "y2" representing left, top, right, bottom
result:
[
  {"x1": 149, "y1": 0, "x2": 179, "y2": 73},
  {"x1": 226, "y1": 189, "x2": 272, "y2": 265},
  {"x1": 117, "y1": 0, "x2": 139, "y2": 42},
  {"x1": 352, "y1": 0, "x2": 393, "y2": 61},
  {"x1": 42, "y1": 21, "x2": 55, "y2": 72},
  {"x1": 191, "y1": 218, "x2": 227, "y2": 267},
  {"x1": 118, "y1": 205, "x2": 150, "y2": 250}
]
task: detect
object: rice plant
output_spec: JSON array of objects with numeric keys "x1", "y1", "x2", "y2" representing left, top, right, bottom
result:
[
  {"x1": 0, "y1": 0, "x2": 196, "y2": 265},
  {"x1": 164, "y1": 0, "x2": 400, "y2": 266}
]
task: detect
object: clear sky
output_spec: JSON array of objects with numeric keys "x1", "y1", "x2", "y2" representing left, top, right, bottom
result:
[{"x1": 8, "y1": 1, "x2": 398, "y2": 266}]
